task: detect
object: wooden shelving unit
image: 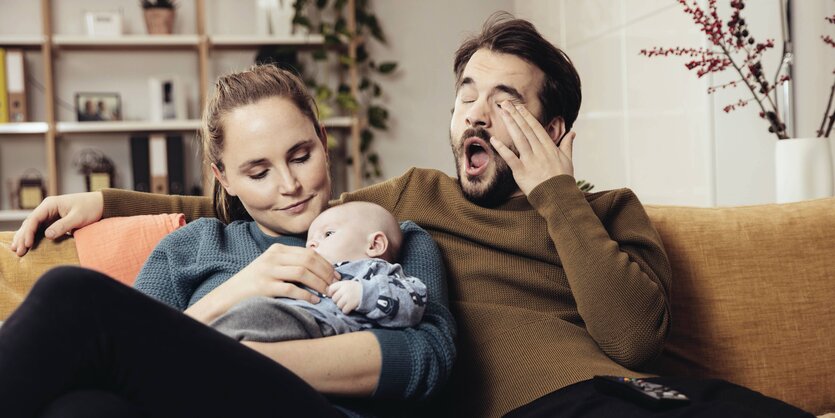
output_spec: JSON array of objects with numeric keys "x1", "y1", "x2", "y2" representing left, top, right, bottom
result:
[
  {"x1": 0, "y1": 210, "x2": 31, "y2": 222},
  {"x1": 0, "y1": 0, "x2": 364, "y2": 220}
]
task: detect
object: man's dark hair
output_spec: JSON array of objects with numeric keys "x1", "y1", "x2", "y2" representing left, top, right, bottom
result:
[{"x1": 454, "y1": 12, "x2": 582, "y2": 131}]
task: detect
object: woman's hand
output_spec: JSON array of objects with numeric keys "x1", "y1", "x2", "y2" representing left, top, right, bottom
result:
[
  {"x1": 185, "y1": 243, "x2": 340, "y2": 323},
  {"x1": 10, "y1": 192, "x2": 104, "y2": 256}
]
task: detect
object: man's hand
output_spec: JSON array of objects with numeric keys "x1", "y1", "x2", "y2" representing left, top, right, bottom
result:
[
  {"x1": 10, "y1": 192, "x2": 104, "y2": 256},
  {"x1": 491, "y1": 101, "x2": 577, "y2": 196},
  {"x1": 328, "y1": 281, "x2": 362, "y2": 314}
]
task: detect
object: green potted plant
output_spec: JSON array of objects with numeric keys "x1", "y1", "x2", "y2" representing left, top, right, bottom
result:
[{"x1": 141, "y1": 0, "x2": 177, "y2": 35}]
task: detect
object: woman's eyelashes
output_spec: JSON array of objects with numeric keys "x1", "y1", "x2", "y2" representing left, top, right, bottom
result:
[
  {"x1": 249, "y1": 169, "x2": 269, "y2": 180},
  {"x1": 247, "y1": 152, "x2": 311, "y2": 180},
  {"x1": 291, "y1": 152, "x2": 311, "y2": 164}
]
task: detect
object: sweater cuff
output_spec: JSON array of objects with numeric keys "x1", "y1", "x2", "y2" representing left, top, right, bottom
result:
[
  {"x1": 101, "y1": 188, "x2": 137, "y2": 219},
  {"x1": 527, "y1": 174, "x2": 586, "y2": 210},
  {"x1": 368, "y1": 328, "x2": 412, "y2": 399}
]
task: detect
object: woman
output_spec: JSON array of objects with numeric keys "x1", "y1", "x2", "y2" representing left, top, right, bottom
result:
[{"x1": 0, "y1": 65, "x2": 454, "y2": 418}]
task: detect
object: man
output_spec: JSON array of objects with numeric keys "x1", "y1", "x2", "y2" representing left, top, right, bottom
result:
[{"x1": 11, "y1": 12, "x2": 813, "y2": 418}]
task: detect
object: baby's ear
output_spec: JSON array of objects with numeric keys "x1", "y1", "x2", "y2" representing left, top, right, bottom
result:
[{"x1": 366, "y1": 231, "x2": 389, "y2": 258}]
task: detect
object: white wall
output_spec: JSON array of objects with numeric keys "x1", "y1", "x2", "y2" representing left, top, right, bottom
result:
[
  {"x1": 366, "y1": 0, "x2": 514, "y2": 180},
  {"x1": 516, "y1": 0, "x2": 835, "y2": 206}
]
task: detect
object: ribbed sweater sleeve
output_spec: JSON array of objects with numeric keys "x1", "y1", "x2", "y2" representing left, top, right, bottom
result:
[
  {"x1": 101, "y1": 189, "x2": 215, "y2": 222},
  {"x1": 527, "y1": 175, "x2": 672, "y2": 369},
  {"x1": 133, "y1": 218, "x2": 240, "y2": 311}
]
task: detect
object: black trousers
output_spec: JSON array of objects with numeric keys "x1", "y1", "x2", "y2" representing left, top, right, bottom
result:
[
  {"x1": 504, "y1": 376, "x2": 815, "y2": 418},
  {"x1": 0, "y1": 266, "x2": 344, "y2": 418}
]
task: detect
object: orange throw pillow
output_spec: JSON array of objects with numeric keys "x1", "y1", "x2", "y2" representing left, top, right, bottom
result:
[{"x1": 74, "y1": 214, "x2": 185, "y2": 286}]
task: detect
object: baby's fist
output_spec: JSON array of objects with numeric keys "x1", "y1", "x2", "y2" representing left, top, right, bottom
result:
[{"x1": 328, "y1": 281, "x2": 362, "y2": 314}]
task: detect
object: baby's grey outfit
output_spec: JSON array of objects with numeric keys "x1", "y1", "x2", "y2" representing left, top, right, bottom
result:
[{"x1": 210, "y1": 258, "x2": 428, "y2": 342}]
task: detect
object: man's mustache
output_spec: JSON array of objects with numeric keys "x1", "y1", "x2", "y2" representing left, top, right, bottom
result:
[{"x1": 460, "y1": 127, "x2": 492, "y2": 148}]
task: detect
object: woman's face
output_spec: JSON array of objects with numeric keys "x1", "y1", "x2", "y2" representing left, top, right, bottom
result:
[{"x1": 213, "y1": 96, "x2": 331, "y2": 236}]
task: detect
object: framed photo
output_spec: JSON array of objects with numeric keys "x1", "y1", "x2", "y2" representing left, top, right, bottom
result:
[
  {"x1": 84, "y1": 11, "x2": 124, "y2": 37},
  {"x1": 75, "y1": 92, "x2": 122, "y2": 122}
]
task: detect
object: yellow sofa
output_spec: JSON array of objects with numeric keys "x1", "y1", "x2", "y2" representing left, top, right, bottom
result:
[{"x1": 1, "y1": 198, "x2": 834, "y2": 415}]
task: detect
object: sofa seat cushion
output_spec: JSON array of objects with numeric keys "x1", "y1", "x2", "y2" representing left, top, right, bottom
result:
[{"x1": 646, "y1": 197, "x2": 835, "y2": 415}]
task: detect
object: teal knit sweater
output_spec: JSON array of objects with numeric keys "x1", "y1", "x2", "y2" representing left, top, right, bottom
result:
[{"x1": 134, "y1": 218, "x2": 456, "y2": 417}]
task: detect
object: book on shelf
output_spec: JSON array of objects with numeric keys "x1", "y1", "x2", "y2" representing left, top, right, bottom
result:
[
  {"x1": 130, "y1": 135, "x2": 151, "y2": 192},
  {"x1": 0, "y1": 49, "x2": 8, "y2": 123},
  {"x1": 4, "y1": 48, "x2": 27, "y2": 122},
  {"x1": 130, "y1": 134, "x2": 185, "y2": 195}
]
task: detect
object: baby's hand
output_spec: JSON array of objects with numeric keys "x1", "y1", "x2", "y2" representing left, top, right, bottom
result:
[{"x1": 328, "y1": 281, "x2": 362, "y2": 314}]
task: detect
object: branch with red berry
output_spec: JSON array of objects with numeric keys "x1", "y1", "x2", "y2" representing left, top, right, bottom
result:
[
  {"x1": 640, "y1": 0, "x2": 812, "y2": 140},
  {"x1": 818, "y1": 14, "x2": 835, "y2": 138}
]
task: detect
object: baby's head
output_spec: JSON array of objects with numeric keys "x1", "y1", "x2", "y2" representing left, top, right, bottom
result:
[{"x1": 306, "y1": 202, "x2": 403, "y2": 264}]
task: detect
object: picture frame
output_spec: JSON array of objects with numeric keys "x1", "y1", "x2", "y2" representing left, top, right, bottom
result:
[
  {"x1": 84, "y1": 10, "x2": 124, "y2": 37},
  {"x1": 148, "y1": 77, "x2": 187, "y2": 121},
  {"x1": 75, "y1": 92, "x2": 122, "y2": 122}
]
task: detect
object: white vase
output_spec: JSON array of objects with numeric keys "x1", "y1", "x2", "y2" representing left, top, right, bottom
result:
[{"x1": 775, "y1": 137, "x2": 834, "y2": 203}]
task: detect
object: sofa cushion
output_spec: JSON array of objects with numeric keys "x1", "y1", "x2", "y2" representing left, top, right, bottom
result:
[
  {"x1": 74, "y1": 214, "x2": 185, "y2": 286},
  {"x1": 0, "y1": 231, "x2": 80, "y2": 320},
  {"x1": 646, "y1": 197, "x2": 835, "y2": 415}
]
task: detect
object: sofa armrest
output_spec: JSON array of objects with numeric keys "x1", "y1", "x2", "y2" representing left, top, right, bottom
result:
[{"x1": 0, "y1": 231, "x2": 80, "y2": 320}]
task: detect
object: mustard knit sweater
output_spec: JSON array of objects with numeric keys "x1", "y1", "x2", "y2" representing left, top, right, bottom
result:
[{"x1": 102, "y1": 168, "x2": 672, "y2": 418}]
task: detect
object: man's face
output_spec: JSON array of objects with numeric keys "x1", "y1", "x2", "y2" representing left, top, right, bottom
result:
[{"x1": 450, "y1": 48, "x2": 547, "y2": 206}]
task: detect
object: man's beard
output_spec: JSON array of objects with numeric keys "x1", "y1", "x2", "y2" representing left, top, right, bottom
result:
[{"x1": 451, "y1": 127, "x2": 519, "y2": 207}]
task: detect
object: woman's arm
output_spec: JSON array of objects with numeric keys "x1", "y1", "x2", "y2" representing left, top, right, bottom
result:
[
  {"x1": 242, "y1": 330, "x2": 382, "y2": 395},
  {"x1": 241, "y1": 222, "x2": 455, "y2": 400}
]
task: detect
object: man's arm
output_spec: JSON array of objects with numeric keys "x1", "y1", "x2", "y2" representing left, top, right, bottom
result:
[
  {"x1": 102, "y1": 189, "x2": 215, "y2": 222},
  {"x1": 530, "y1": 175, "x2": 671, "y2": 369},
  {"x1": 496, "y1": 103, "x2": 670, "y2": 368}
]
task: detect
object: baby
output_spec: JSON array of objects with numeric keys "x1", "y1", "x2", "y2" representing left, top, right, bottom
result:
[{"x1": 210, "y1": 201, "x2": 428, "y2": 342}]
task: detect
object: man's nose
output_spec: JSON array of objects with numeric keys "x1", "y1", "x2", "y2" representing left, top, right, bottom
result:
[{"x1": 465, "y1": 99, "x2": 492, "y2": 129}]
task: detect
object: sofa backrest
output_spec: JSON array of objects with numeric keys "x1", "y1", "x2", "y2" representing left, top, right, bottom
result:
[{"x1": 646, "y1": 197, "x2": 835, "y2": 415}]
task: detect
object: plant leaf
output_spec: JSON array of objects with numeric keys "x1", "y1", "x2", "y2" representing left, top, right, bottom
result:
[{"x1": 377, "y1": 62, "x2": 397, "y2": 74}]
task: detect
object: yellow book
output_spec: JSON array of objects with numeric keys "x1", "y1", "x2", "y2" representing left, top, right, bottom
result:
[{"x1": 0, "y1": 48, "x2": 8, "y2": 123}]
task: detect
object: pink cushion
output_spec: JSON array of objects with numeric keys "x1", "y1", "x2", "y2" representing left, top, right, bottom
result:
[{"x1": 74, "y1": 214, "x2": 185, "y2": 285}]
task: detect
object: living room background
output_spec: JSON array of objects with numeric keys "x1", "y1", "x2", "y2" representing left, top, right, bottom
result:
[{"x1": 0, "y1": 0, "x2": 833, "y2": 231}]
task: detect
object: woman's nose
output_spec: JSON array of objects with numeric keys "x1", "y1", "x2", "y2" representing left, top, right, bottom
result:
[{"x1": 276, "y1": 169, "x2": 301, "y2": 195}]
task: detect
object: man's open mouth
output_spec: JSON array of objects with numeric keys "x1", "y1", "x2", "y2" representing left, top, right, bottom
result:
[{"x1": 464, "y1": 136, "x2": 491, "y2": 176}]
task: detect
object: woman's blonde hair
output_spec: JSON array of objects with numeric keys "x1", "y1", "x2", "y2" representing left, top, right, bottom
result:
[{"x1": 202, "y1": 64, "x2": 323, "y2": 224}]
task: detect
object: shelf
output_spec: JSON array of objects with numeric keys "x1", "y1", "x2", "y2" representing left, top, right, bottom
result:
[
  {"x1": 0, "y1": 35, "x2": 46, "y2": 49},
  {"x1": 0, "y1": 210, "x2": 31, "y2": 222},
  {"x1": 53, "y1": 117, "x2": 354, "y2": 135},
  {"x1": 209, "y1": 34, "x2": 325, "y2": 48},
  {"x1": 322, "y1": 116, "x2": 355, "y2": 129},
  {"x1": 57, "y1": 120, "x2": 201, "y2": 134},
  {"x1": 52, "y1": 35, "x2": 200, "y2": 49},
  {"x1": 0, "y1": 122, "x2": 49, "y2": 134}
]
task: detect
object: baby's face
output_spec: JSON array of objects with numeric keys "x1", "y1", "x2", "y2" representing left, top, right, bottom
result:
[{"x1": 306, "y1": 207, "x2": 374, "y2": 264}]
